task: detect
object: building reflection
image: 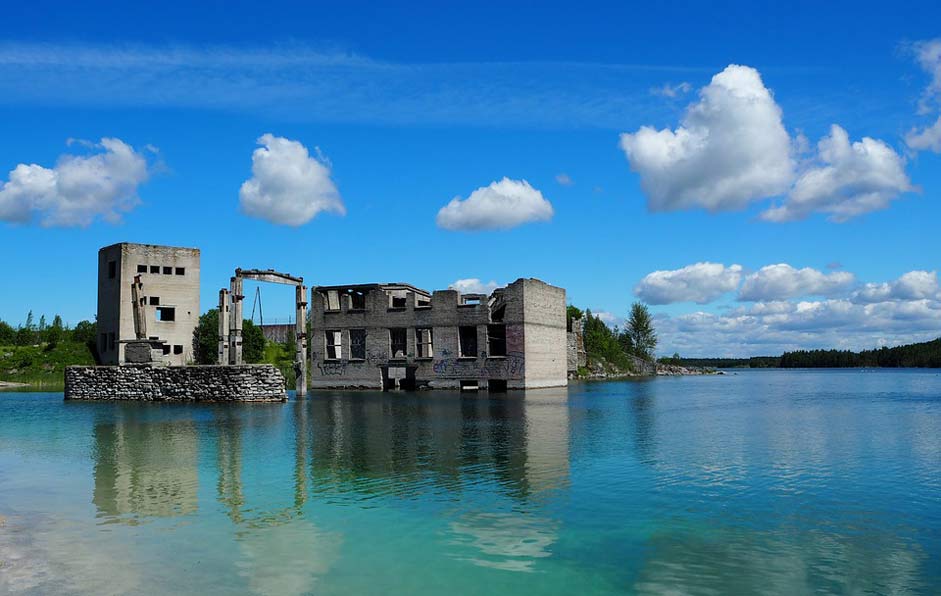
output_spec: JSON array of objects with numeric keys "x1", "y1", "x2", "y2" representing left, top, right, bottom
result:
[{"x1": 92, "y1": 408, "x2": 199, "y2": 521}]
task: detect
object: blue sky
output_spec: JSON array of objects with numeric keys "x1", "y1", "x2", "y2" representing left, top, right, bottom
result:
[{"x1": 1, "y1": 1, "x2": 939, "y2": 356}]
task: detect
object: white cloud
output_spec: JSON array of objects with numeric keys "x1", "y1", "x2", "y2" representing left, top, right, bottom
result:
[
  {"x1": 905, "y1": 116, "x2": 941, "y2": 153},
  {"x1": 593, "y1": 311, "x2": 625, "y2": 329},
  {"x1": 912, "y1": 38, "x2": 941, "y2": 116},
  {"x1": 634, "y1": 262, "x2": 743, "y2": 305},
  {"x1": 620, "y1": 65, "x2": 794, "y2": 213},
  {"x1": 239, "y1": 134, "x2": 344, "y2": 226},
  {"x1": 738, "y1": 264, "x2": 855, "y2": 301},
  {"x1": 436, "y1": 177, "x2": 553, "y2": 231},
  {"x1": 449, "y1": 278, "x2": 503, "y2": 295},
  {"x1": 555, "y1": 173, "x2": 573, "y2": 186},
  {"x1": 650, "y1": 82, "x2": 691, "y2": 98},
  {"x1": 0, "y1": 138, "x2": 150, "y2": 227},
  {"x1": 761, "y1": 125, "x2": 913, "y2": 222},
  {"x1": 655, "y1": 297, "x2": 941, "y2": 357},
  {"x1": 852, "y1": 270, "x2": 939, "y2": 303}
]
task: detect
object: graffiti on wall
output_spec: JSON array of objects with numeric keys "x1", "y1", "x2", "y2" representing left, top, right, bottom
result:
[{"x1": 432, "y1": 351, "x2": 525, "y2": 378}]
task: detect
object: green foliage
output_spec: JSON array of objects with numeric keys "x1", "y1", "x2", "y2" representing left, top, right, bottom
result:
[
  {"x1": 242, "y1": 320, "x2": 265, "y2": 364},
  {"x1": 583, "y1": 309, "x2": 636, "y2": 373},
  {"x1": 0, "y1": 342, "x2": 95, "y2": 387},
  {"x1": 660, "y1": 352, "x2": 682, "y2": 365},
  {"x1": 566, "y1": 305, "x2": 583, "y2": 330},
  {"x1": 0, "y1": 321, "x2": 14, "y2": 345},
  {"x1": 780, "y1": 338, "x2": 941, "y2": 368},
  {"x1": 627, "y1": 302, "x2": 657, "y2": 360},
  {"x1": 45, "y1": 315, "x2": 64, "y2": 348},
  {"x1": 193, "y1": 309, "x2": 265, "y2": 364},
  {"x1": 194, "y1": 309, "x2": 220, "y2": 364}
]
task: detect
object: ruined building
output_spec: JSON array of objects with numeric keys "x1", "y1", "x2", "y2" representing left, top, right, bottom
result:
[
  {"x1": 309, "y1": 278, "x2": 567, "y2": 390},
  {"x1": 97, "y1": 243, "x2": 201, "y2": 366}
]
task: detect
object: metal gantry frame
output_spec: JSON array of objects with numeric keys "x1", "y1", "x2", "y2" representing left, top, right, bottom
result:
[{"x1": 218, "y1": 268, "x2": 308, "y2": 393}]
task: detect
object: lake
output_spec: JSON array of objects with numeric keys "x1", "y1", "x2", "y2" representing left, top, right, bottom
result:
[{"x1": 1, "y1": 370, "x2": 940, "y2": 594}]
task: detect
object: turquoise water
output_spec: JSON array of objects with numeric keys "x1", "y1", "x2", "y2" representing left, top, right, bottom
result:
[{"x1": 1, "y1": 370, "x2": 940, "y2": 594}]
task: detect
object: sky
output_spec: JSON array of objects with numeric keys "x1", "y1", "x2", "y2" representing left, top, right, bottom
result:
[{"x1": 0, "y1": 0, "x2": 940, "y2": 357}]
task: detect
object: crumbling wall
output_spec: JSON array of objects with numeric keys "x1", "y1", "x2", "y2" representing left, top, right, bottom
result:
[
  {"x1": 566, "y1": 316, "x2": 586, "y2": 374},
  {"x1": 65, "y1": 365, "x2": 286, "y2": 402}
]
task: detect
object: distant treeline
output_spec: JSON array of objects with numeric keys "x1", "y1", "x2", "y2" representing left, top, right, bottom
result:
[{"x1": 678, "y1": 337, "x2": 941, "y2": 369}]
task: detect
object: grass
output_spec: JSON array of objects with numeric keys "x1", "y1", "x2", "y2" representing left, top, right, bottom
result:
[{"x1": 0, "y1": 342, "x2": 95, "y2": 390}]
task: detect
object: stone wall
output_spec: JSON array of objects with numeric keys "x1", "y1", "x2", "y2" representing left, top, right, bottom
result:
[{"x1": 65, "y1": 365, "x2": 286, "y2": 402}]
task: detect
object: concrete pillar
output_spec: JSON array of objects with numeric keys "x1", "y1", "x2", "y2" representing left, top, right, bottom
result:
[
  {"x1": 218, "y1": 288, "x2": 229, "y2": 364},
  {"x1": 295, "y1": 283, "x2": 308, "y2": 394},
  {"x1": 229, "y1": 275, "x2": 244, "y2": 365}
]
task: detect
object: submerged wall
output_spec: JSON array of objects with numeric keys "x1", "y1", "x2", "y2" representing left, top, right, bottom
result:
[{"x1": 65, "y1": 365, "x2": 287, "y2": 402}]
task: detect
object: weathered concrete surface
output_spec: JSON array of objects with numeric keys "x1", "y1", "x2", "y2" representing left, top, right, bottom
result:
[
  {"x1": 310, "y1": 278, "x2": 567, "y2": 390},
  {"x1": 98, "y1": 243, "x2": 201, "y2": 366},
  {"x1": 64, "y1": 365, "x2": 286, "y2": 402}
]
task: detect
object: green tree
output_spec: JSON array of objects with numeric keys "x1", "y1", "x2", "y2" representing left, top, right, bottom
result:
[
  {"x1": 193, "y1": 309, "x2": 265, "y2": 364},
  {"x1": 72, "y1": 320, "x2": 97, "y2": 345},
  {"x1": 0, "y1": 320, "x2": 14, "y2": 345},
  {"x1": 627, "y1": 302, "x2": 657, "y2": 360},
  {"x1": 46, "y1": 315, "x2": 64, "y2": 348}
]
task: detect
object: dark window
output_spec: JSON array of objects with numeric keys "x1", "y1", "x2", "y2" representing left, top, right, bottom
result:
[
  {"x1": 162, "y1": 345, "x2": 171, "y2": 355},
  {"x1": 489, "y1": 379, "x2": 508, "y2": 392},
  {"x1": 175, "y1": 267, "x2": 185, "y2": 276},
  {"x1": 149, "y1": 297, "x2": 160, "y2": 306},
  {"x1": 156, "y1": 307, "x2": 176, "y2": 322},
  {"x1": 491, "y1": 305, "x2": 506, "y2": 322},
  {"x1": 173, "y1": 345, "x2": 183, "y2": 355},
  {"x1": 389, "y1": 328, "x2": 407, "y2": 358},
  {"x1": 150, "y1": 265, "x2": 160, "y2": 274},
  {"x1": 460, "y1": 380, "x2": 479, "y2": 391},
  {"x1": 391, "y1": 296, "x2": 407, "y2": 308},
  {"x1": 416, "y1": 328, "x2": 433, "y2": 358},
  {"x1": 459, "y1": 326, "x2": 478, "y2": 358},
  {"x1": 137, "y1": 264, "x2": 147, "y2": 273},
  {"x1": 350, "y1": 329, "x2": 366, "y2": 360},
  {"x1": 107, "y1": 261, "x2": 116, "y2": 279},
  {"x1": 416, "y1": 297, "x2": 431, "y2": 308},
  {"x1": 325, "y1": 330, "x2": 342, "y2": 360},
  {"x1": 163, "y1": 266, "x2": 172, "y2": 275},
  {"x1": 349, "y1": 290, "x2": 366, "y2": 310},
  {"x1": 488, "y1": 325, "x2": 507, "y2": 357}
]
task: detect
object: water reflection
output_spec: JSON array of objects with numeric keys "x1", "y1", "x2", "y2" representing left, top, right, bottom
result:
[{"x1": 92, "y1": 411, "x2": 199, "y2": 521}]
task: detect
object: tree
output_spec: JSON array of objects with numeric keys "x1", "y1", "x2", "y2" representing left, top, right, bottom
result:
[
  {"x1": 46, "y1": 315, "x2": 64, "y2": 348},
  {"x1": 72, "y1": 320, "x2": 97, "y2": 345},
  {"x1": 193, "y1": 309, "x2": 265, "y2": 364},
  {"x1": 627, "y1": 302, "x2": 657, "y2": 360},
  {"x1": 0, "y1": 320, "x2": 14, "y2": 345}
]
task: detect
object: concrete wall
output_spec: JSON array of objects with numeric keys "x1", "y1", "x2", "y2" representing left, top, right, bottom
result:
[
  {"x1": 309, "y1": 278, "x2": 566, "y2": 390},
  {"x1": 520, "y1": 279, "x2": 568, "y2": 388},
  {"x1": 65, "y1": 365, "x2": 286, "y2": 401},
  {"x1": 97, "y1": 243, "x2": 200, "y2": 366},
  {"x1": 566, "y1": 317, "x2": 587, "y2": 374},
  {"x1": 259, "y1": 324, "x2": 295, "y2": 344}
]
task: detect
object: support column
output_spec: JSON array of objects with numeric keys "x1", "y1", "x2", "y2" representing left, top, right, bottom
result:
[
  {"x1": 295, "y1": 283, "x2": 308, "y2": 394},
  {"x1": 218, "y1": 288, "x2": 229, "y2": 364},
  {"x1": 229, "y1": 275, "x2": 244, "y2": 365}
]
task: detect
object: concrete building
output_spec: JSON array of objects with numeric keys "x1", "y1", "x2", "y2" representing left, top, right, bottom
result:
[
  {"x1": 309, "y1": 278, "x2": 567, "y2": 390},
  {"x1": 97, "y1": 243, "x2": 201, "y2": 366}
]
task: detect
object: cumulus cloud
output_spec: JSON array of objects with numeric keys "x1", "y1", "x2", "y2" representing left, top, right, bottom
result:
[
  {"x1": 634, "y1": 262, "x2": 743, "y2": 305},
  {"x1": 620, "y1": 65, "x2": 794, "y2": 213},
  {"x1": 436, "y1": 177, "x2": 553, "y2": 231},
  {"x1": 650, "y1": 82, "x2": 691, "y2": 98},
  {"x1": 912, "y1": 38, "x2": 941, "y2": 116},
  {"x1": 649, "y1": 267, "x2": 941, "y2": 356},
  {"x1": 239, "y1": 134, "x2": 344, "y2": 226},
  {"x1": 905, "y1": 116, "x2": 941, "y2": 153},
  {"x1": 555, "y1": 173, "x2": 573, "y2": 186},
  {"x1": 852, "y1": 270, "x2": 939, "y2": 303},
  {"x1": 0, "y1": 138, "x2": 150, "y2": 227},
  {"x1": 905, "y1": 39, "x2": 941, "y2": 153},
  {"x1": 449, "y1": 278, "x2": 503, "y2": 295},
  {"x1": 761, "y1": 125, "x2": 913, "y2": 222},
  {"x1": 656, "y1": 297, "x2": 941, "y2": 357},
  {"x1": 738, "y1": 264, "x2": 855, "y2": 301}
]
